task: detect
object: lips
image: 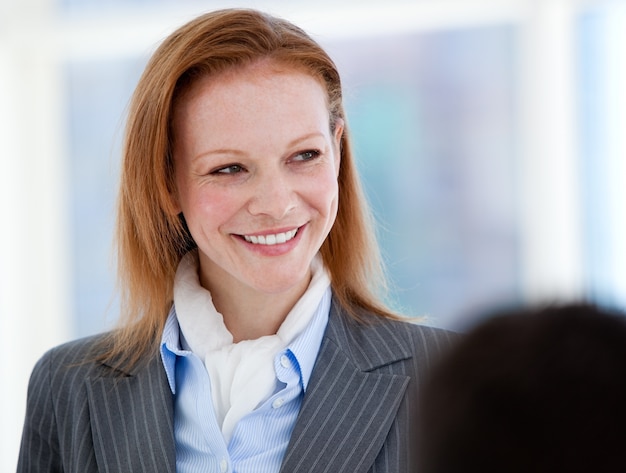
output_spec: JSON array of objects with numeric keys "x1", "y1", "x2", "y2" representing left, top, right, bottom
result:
[{"x1": 242, "y1": 228, "x2": 298, "y2": 245}]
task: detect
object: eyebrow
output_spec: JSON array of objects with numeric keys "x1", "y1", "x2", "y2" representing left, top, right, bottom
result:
[
  {"x1": 191, "y1": 148, "x2": 246, "y2": 163},
  {"x1": 191, "y1": 131, "x2": 328, "y2": 163},
  {"x1": 286, "y1": 132, "x2": 327, "y2": 148}
]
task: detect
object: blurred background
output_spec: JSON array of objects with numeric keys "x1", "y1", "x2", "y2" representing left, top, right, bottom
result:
[{"x1": 1, "y1": 0, "x2": 624, "y2": 469}]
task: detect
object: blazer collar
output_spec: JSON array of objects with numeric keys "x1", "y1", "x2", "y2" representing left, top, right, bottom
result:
[
  {"x1": 280, "y1": 298, "x2": 413, "y2": 472},
  {"x1": 323, "y1": 298, "x2": 414, "y2": 371},
  {"x1": 86, "y1": 352, "x2": 176, "y2": 473}
]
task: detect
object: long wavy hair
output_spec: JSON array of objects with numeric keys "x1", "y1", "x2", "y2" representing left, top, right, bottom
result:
[{"x1": 106, "y1": 8, "x2": 396, "y2": 368}]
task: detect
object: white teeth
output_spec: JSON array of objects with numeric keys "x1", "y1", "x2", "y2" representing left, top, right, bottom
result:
[{"x1": 243, "y1": 229, "x2": 297, "y2": 245}]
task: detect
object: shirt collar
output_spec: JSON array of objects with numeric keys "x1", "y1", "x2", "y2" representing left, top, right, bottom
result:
[
  {"x1": 287, "y1": 285, "x2": 331, "y2": 391},
  {"x1": 160, "y1": 305, "x2": 184, "y2": 394},
  {"x1": 160, "y1": 286, "x2": 332, "y2": 396}
]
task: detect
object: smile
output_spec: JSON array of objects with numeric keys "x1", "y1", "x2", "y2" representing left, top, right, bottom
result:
[{"x1": 243, "y1": 228, "x2": 298, "y2": 245}]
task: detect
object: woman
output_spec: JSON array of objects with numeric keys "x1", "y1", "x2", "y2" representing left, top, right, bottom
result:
[{"x1": 18, "y1": 9, "x2": 454, "y2": 473}]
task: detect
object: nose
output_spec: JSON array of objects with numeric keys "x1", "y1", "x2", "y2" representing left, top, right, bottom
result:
[{"x1": 246, "y1": 171, "x2": 297, "y2": 219}]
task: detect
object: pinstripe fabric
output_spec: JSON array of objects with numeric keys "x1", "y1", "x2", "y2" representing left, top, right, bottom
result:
[
  {"x1": 18, "y1": 297, "x2": 455, "y2": 473},
  {"x1": 18, "y1": 338, "x2": 175, "y2": 473},
  {"x1": 280, "y1": 299, "x2": 455, "y2": 473}
]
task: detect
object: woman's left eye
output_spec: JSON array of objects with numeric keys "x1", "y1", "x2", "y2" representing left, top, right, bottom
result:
[{"x1": 293, "y1": 150, "x2": 321, "y2": 162}]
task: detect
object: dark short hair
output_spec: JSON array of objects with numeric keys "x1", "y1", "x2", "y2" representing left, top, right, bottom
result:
[{"x1": 417, "y1": 303, "x2": 626, "y2": 473}]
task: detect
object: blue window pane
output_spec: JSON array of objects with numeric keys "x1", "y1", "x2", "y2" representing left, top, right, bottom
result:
[
  {"x1": 66, "y1": 56, "x2": 146, "y2": 337},
  {"x1": 327, "y1": 25, "x2": 521, "y2": 329},
  {"x1": 577, "y1": 5, "x2": 626, "y2": 310}
]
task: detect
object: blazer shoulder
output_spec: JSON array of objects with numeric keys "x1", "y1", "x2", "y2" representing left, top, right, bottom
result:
[
  {"x1": 327, "y1": 299, "x2": 459, "y2": 372},
  {"x1": 43, "y1": 332, "x2": 110, "y2": 358},
  {"x1": 21, "y1": 333, "x2": 173, "y2": 473},
  {"x1": 28, "y1": 332, "x2": 118, "y2": 389},
  {"x1": 399, "y1": 317, "x2": 459, "y2": 347},
  {"x1": 40, "y1": 332, "x2": 110, "y2": 363},
  {"x1": 399, "y1": 319, "x2": 460, "y2": 367}
]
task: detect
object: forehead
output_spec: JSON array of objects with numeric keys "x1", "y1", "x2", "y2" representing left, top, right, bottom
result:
[
  {"x1": 175, "y1": 59, "x2": 328, "y2": 112},
  {"x1": 170, "y1": 60, "x2": 333, "y2": 155},
  {"x1": 172, "y1": 61, "x2": 330, "y2": 134}
]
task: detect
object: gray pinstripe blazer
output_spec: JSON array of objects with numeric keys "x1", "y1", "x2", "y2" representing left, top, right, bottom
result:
[{"x1": 18, "y1": 298, "x2": 455, "y2": 472}]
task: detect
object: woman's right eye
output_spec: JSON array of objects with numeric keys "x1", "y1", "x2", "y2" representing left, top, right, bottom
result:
[{"x1": 211, "y1": 164, "x2": 244, "y2": 175}]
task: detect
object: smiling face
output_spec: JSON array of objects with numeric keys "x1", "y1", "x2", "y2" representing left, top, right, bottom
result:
[{"x1": 171, "y1": 61, "x2": 343, "y2": 305}]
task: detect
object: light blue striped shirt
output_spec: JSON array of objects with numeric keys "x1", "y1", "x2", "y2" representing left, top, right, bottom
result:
[{"x1": 160, "y1": 287, "x2": 331, "y2": 473}]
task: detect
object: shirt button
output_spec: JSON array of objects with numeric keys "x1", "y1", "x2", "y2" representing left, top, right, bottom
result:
[
  {"x1": 272, "y1": 398, "x2": 285, "y2": 409},
  {"x1": 220, "y1": 459, "x2": 228, "y2": 473},
  {"x1": 280, "y1": 355, "x2": 291, "y2": 368}
]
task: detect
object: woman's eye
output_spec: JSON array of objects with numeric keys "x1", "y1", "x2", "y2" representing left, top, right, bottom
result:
[
  {"x1": 293, "y1": 150, "x2": 320, "y2": 162},
  {"x1": 212, "y1": 164, "x2": 244, "y2": 175}
]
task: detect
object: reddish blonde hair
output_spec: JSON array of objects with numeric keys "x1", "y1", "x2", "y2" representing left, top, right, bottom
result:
[{"x1": 108, "y1": 8, "x2": 396, "y2": 367}]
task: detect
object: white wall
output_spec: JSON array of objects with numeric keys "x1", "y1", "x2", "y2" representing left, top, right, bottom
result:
[{"x1": 0, "y1": 0, "x2": 72, "y2": 469}]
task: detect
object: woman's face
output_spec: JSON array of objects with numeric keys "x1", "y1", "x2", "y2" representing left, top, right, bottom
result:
[{"x1": 172, "y1": 62, "x2": 343, "y2": 300}]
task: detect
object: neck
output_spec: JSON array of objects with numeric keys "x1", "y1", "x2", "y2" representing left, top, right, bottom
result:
[{"x1": 203, "y1": 270, "x2": 311, "y2": 343}]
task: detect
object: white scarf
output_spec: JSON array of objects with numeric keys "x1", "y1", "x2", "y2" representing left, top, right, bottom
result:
[{"x1": 173, "y1": 250, "x2": 330, "y2": 443}]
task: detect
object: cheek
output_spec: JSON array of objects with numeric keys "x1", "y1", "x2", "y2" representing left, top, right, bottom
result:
[
  {"x1": 305, "y1": 171, "x2": 339, "y2": 216},
  {"x1": 181, "y1": 186, "x2": 242, "y2": 230}
]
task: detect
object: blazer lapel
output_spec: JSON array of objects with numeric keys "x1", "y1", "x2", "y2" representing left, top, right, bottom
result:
[
  {"x1": 86, "y1": 353, "x2": 176, "y2": 473},
  {"x1": 280, "y1": 301, "x2": 412, "y2": 473}
]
